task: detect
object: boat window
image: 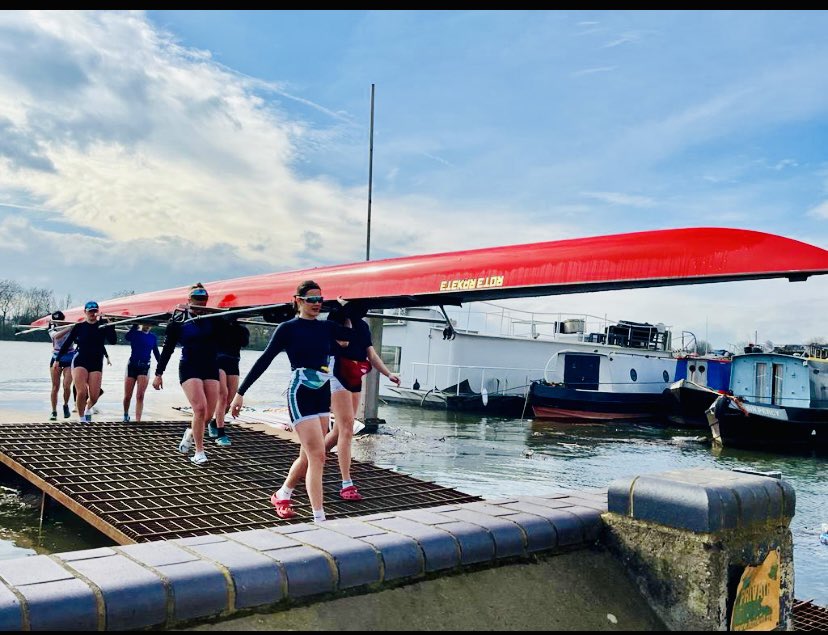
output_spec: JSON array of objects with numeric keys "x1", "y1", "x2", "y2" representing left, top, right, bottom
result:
[
  {"x1": 380, "y1": 345, "x2": 401, "y2": 373},
  {"x1": 754, "y1": 362, "x2": 767, "y2": 403},
  {"x1": 689, "y1": 364, "x2": 696, "y2": 372},
  {"x1": 699, "y1": 365, "x2": 705, "y2": 373},
  {"x1": 772, "y1": 364, "x2": 784, "y2": 405},
  {"x1": 630, "y1": 368, "x2": 638, "y2": 382},
  {"x1": 663, "y1": 370, "x2": 670, "y2": 382}
]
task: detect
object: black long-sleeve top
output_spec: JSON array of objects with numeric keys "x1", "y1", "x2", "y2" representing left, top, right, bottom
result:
[
  {"x1": 217, "y1": 321, "x2": 250, "y2": 360},
  {"x1": 57, "y1": 320, "x2": 116, "y2": 361},
  {"x1": 237, "y1": 317, "x2": 352, "y2": 396},
  {"x1": 155, "y1": 314, "x2": 228, "y2": 376}
]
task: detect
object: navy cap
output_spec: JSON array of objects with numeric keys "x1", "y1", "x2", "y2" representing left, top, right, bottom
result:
[{"x1": 84, "y1": 301, "x2": 99, "y2": 311}]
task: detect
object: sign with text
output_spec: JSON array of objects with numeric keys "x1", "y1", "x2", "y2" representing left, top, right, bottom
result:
[{"x1": 731, "y1": 548, "x2": 781, "y2": 631}]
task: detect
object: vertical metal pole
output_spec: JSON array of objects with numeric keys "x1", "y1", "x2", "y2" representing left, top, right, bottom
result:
[
  {"x1": 366, "y1": 83, "x2": 375, "y2": 262},
  {"x1": 363, "y1": 84, "x2": 383, "y2": 424}
]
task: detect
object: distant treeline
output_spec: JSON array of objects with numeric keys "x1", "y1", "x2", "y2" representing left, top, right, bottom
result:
[{"x1": 0, "y1": 279, "x2": 271, "y2": 350}]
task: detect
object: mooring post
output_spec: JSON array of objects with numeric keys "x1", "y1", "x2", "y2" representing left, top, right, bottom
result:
[{"x1": 602, "y1": 467, "x2": 795, "y2": 631}]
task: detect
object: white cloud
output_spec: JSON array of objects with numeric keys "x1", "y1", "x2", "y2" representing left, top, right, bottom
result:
[
  {"x1": 581, "y1": 191, "x2": 655, "y2": 207},
  {"x1": 0, "y1": 11, "x2": 366, "y2": 271},
  {"x1": 808, "y1": 201, "x2": 828, "y2": 219}
]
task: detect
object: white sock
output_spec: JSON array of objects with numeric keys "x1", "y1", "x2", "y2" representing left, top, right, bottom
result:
[
  {"x1": 277, "y1": 486, "x2": 294, "y2": 500},
  {"x1": 312, "y1": 508, "x2": 326, "y2": 523},
  {"x1": 342, "y1": 480, "x2": 353, "y2": 489}
]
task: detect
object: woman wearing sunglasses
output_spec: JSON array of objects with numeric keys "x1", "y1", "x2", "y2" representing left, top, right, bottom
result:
[
  {"x1": 57, "y1": 301, "x2": 117, "y2": 423},
  {"x1": 153, "y1": 283, "x2": 224, "y2": 465},
  {"x1": 325, "y1": 301, "x2": 400, "y2": 501},
  {"x1": 230, "y1": 280, "x2": 353, "y2": 523}
]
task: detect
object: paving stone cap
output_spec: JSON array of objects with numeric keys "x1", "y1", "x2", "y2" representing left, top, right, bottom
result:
[{"x1": 607, "y1": 467, "x2": 796, "y2": 533}]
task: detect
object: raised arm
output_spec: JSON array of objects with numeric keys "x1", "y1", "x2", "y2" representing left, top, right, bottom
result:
[{"x1": 56, "y1": 324, "x2": 79, "y2": 358}]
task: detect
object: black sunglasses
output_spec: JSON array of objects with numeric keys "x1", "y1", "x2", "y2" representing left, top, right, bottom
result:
[{"x1": 298, "y1": 295, "x2": 324, "y2": 304}]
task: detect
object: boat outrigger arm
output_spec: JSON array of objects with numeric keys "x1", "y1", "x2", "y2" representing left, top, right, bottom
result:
[
  {"x1": 29, "y1": 227, "x2": 828, "y2": 328},
  {"x1": 437, "y1": 305, "x2": 456, "y2": 340}
]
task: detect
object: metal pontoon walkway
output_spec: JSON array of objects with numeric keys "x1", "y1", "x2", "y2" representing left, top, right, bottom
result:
[{"x1": 0, "y1": 420, "x2": 481, "y2": 544}]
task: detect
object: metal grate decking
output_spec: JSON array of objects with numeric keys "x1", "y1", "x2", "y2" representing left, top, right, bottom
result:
[
  {"x1": 0, "y1": 421, "x2": 481, "y2": 544},
  {"x1": 794, "y1": 599, "x2": 828, "y2": 631}
]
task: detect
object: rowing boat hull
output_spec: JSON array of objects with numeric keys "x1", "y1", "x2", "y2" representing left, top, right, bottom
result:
[{"x1": 32, "y1": 227, "x2": 828, "y2": 326}]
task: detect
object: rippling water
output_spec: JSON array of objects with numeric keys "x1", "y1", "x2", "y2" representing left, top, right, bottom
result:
[{"x1": 0, "y1": 340, "x2": 825, "y2": 605}]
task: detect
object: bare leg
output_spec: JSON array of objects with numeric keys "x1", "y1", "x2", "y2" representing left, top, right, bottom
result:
[
  {"x1": 87, "y1": 372, "x2": 103, "y2": 412},
  {"x1": 224, "y1": 375, "x2": 240, "y2": 417},
  {"x1": 123, "y1": 375, "x2": 136, "y2": 417},
  {"x1": 49, "y1": 363, "x2": 60, "y2": 413},
  {"x1": 294, "y1": 417, "x2": 327, "y2": 512},
  {"x1": 135, "y1": 374, "x2": 149, "y2": 422},
  {"x1": 72, "y1": 367, "x2": 90, "y2": 418},
  {"x1": 215, "y1": 370, "x2": 228, "y2": 429},
  {"x1": 61, "y1": 368, "x2": 72, "y2": 409},
  {"x1": 283, "y1": 418, "x2": 328, "y2": 490},
  {"x1": 329, "y1": 389, "x2": 357, "y2": 482},
  {"x1": 181, "y1": 379, "x2": 219, "y2": 453}
]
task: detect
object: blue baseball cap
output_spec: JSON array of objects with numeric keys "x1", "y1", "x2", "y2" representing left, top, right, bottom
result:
[{"x1": 84, "y1": 301, "x2": 99, "y2": 312}]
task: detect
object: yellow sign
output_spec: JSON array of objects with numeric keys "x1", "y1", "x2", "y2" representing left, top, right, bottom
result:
[
  {"x1": 439, "y1": 276, "x2": 504, "y2": 292},
  {"x1": 731, "y1": 548, "x2": 780, "y2": 631}
]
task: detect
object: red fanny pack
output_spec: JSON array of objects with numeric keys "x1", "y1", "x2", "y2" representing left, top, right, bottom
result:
[{"x1": 337, "y1": 358, "x2": 372, "y2": 390}]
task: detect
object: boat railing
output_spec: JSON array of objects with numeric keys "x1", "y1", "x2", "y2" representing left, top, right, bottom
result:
[
  {"x1": 386, "y1": 306, "x2": 673, "y2": 351},
  {"x1": 385, "y1": 306, "x2": 619, "y2": 342},
  {"x1": 409, "y1": 362, "x2": 546, "y2": 397}
]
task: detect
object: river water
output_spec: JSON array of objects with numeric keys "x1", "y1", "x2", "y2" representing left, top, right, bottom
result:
[{"x1": 0, "y1": 340, "x2": 825, "y2": 605}]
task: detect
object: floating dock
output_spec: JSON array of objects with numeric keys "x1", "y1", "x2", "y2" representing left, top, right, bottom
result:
[{"x1": 0, "y1": 420, "x2": 481, "y2": 544}]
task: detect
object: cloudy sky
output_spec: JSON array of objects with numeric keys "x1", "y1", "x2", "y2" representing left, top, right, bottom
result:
[{"x1": 1, "y1": 10, "x2": 827, "y2": 347}]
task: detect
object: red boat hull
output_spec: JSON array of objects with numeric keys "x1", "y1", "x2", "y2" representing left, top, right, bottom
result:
[{"x1": 32, "y1": 227, "x2": 828, "y2": 326}]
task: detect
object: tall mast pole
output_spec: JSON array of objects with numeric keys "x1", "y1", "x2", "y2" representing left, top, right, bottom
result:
[
  {"x1": 366, "y1": 83, "x2": 375, "y2": 261},
  {"x1": 363, "y1": 83, "x2": 383, "y2": 424}
]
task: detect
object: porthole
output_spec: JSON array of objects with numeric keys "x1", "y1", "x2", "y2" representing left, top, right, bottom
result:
[
  {"x1": 630, "y1": 369, "x2": 638, "y2": 382},
  {"x1": 663, "y1": 370, "x2": 670, "y2": 382},
  {"x1": 699, "y1": 365, "x2": 706, "y2": 373},
  {"x1": 689, "y1": 364, "x2": 696, "y2": 372}
]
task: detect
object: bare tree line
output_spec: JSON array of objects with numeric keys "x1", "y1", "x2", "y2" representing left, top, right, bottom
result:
[
  {"x1": 0, "y1": 280, "x2": 276, "y2": 348},
  {"x1": 0, "y1": 279, "x2": 73, "y2": 338}
]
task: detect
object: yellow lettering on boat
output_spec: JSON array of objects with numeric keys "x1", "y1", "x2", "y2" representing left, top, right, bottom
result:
[{"x1": 439, "y1": 275, "x2": 505, "y2": 292}]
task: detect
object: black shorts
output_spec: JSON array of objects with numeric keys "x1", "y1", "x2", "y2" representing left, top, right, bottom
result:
[
  {"x1": 178, "y1": 359, "x2": 220, "y2": 384},
  {"x1": 73, "y1": 355, "x2": 103, "y2": 374},
  {"x1": 287, "y1": 379, "x2": 331, "y2": 426},
  {"x1": 127, "y1": 362, "x2": 151, "y2": 379},
  {"x1": 217, "y1": 355, "x2": 240, "y2": 377}
]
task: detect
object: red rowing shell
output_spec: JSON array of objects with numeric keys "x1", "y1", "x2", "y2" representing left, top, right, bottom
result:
[{"x1": 32, "y1": 227, "x2": 828, "y2": 326}]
